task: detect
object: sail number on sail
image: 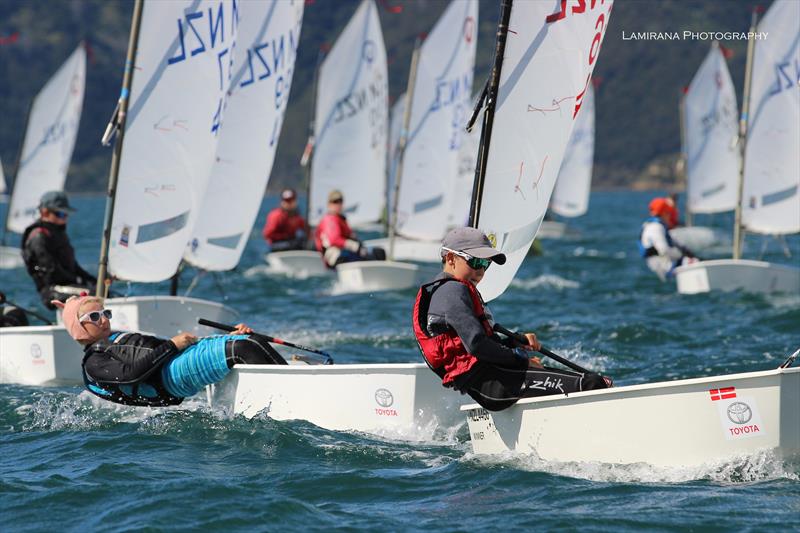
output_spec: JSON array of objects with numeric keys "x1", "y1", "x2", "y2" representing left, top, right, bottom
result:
[
  {"x1": 166, "y1": 1, "x2": 240, "y2": 135},
  {"x1": 546, "y1": 0, "x2": 611, "y2": 119}
]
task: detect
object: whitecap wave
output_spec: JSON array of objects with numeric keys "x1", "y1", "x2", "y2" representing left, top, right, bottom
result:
[
  {"x1": 466, "y1": 448, "x2": 798, "y2": 484},
  {"x1": 511, "y1": 274, "x2": 580, "y2": 290}
]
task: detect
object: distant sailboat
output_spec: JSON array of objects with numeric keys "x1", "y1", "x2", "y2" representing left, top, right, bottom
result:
[
  {"x1": 675, "y1": 0, "x2": 800, "y2": 294},
  {"x1": 671, "y1": 42, "x2": 738, "y2": 251},
  {"x1": 540, "y1": 83, "x2": 596, "y2": 239},
  {"x1": 347, "y1": 0, "x2": 479, "y2": 292},
  {"x1": 0, "y1": 44, "x2": 86, "y2": 270},
  {"x1": 266, "y1": 0, "x2": 387, "y2": 281},
  {"x1": 308, "y1": 0, "x2": 388, "y2": 229},
  {"x1": 185, "y1": 0, "x2": 304, "y2": 273}
]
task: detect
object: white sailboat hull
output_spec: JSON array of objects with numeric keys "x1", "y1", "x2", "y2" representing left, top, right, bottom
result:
[
  {"x1": 674, "y1": 259, "x2": 800, "y2": 295},
  {"x1": 0, "y1": 325, "x2": 84, "y2": 385},
  {"x1": 537, "y1": 221, "x2": 568, "y2": 240},
  {"x1": 334, "y1": 260, "x2": 432, "y2": 293},
  {"x1": 264, "y1": 250, "x2": 331, "y2": 278},
  {"x1": 670, "y1": 226, "x2": 728, "y2": 252},
  {"x1": 363, "y1": 237, "x2": 441, "y2": 264},
  {"x1": 210, "y1": 362, "x2": 464, "y2": 436},
  {"x1": 87, "y1": 296, "x2": 238, "y2": 338},
  {"x1": 0, "y1": 245, "x2": 24, "y2": 269},
  {"x1": 464, "y1": 366, "x2": 800, "y2": 468}
]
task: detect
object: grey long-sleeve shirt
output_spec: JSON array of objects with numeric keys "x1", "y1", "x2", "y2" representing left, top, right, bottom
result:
[{"x1": 425, "y1": 272, "x2": 528, "y2": 369}]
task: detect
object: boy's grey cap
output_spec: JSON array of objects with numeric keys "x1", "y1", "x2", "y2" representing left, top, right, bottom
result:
[
  {"x1": 441, "y1": 227, "x2": 506, "y2": 264},
  {"x1": 39, "y1": 191, "x2": 76, "y2": 212}
]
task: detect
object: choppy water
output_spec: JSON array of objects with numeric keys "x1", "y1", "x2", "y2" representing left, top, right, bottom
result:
[{"x1": 2, "y1": 191, "x2": 799, "y2": 531}]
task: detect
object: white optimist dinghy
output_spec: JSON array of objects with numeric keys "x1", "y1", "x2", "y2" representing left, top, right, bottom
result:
[
  {"x1": 201, "y1": 319, "x2": 463, "y2": 436},
  {"x1": 671, "y1": 42, "x2": 739, "y2": 252},
  {"x1": 361, "y1": 0, "x2": 479, "y2": 272},
  {"x1": 94, "y1": 0, "x2": 243, "y2": 335},
  {"x1": 0, "y1": 45, "x2": 89, "y2": 385},
  {"x1": 464, "y1": 362, "x2": 800, "y2": 468},
  {"x1": 0, "y1": 44, "x2": 86, "y2": 270},
  {"x1": 675, "y1": 1, "x2": 800, "y2": 295},
  {"x1": 461, "y1": 0, "x2": 800, "y2": 467},
  {"x1": 267, "y1": 0, "x2": 388, "y2": 283},
  {"x1": 212, "y1": 362, "x2": 463, "y2": 436}
]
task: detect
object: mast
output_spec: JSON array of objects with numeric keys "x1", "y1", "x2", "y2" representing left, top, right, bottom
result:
[
  {"x1": 387, "y1": 38, "x2": 421, "y2": 259},
  {"x1": 95, "y1": 0, "x2": 143, "y2": 297},
  {"x1": 677, "y1": 88, "x2": 692, "y2": 227},
  {"x1": 468, "y1": 0, "x2": 513, "y2": 228},
  {"x1": 732, "y1": 8, "x2": 758, "y2": 261},
  {"x1": 1, "y1": 99, "x2": 33, "y2": 245},
  {"x1": 301, "y1": 47, "x2": 325, "y2": 229}
]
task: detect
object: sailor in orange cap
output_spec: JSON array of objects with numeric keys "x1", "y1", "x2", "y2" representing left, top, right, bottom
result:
[{"x1": 639, "y1": 197, "x2": 696, "y2": 280}]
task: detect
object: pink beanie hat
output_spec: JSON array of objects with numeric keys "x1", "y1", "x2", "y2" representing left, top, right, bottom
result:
[{"x1": 52, "y1": 296, "x2": 95, "y2": 343}]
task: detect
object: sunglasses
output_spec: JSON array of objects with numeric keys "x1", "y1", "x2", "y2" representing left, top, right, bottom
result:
[
  {"x1": 79, "y1": 308, "x2": 112, "y2": 324},
  {"x1": 329, "y1": 198, "x2": 343, "y2": 204},
  {"x1": 54, "y1": 210, "x2": 69, "y2": 219},
  {"x1": 442, "y1": 247, "x2": 492, "y2": 271}
]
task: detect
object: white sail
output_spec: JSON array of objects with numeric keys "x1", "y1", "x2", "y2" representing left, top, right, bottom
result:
[
  {"x1": 683, "y1": 43, "x2": 739, "y2": 215},
  {"x1": 387, "y1": 92, "x2": 406, "y2": 227},
  {"x1": 476, "y1": 1, "x2": 614, "y2": 301},
  {"x1": 185, "y1": 0, "x2": 304, "y2": 271},
  {"x1": 6, "y1": 44, "x2": 85, "y2": 234},
  {"x1": 309, "y1": 0, "x2": 387, "y2": 226},
  {"x1": 0, "y1": 158, "x2": 6, "y2": 195},
  {"x1": 551, "y1": 83, "x2": 595, "y2": 218},
  {"x1": 108, "y1": 0, "x2": 239, "y2": 282},
  {"x1": 394, "y1": 0, "x2": 478, "y2": 241},
  {"x1": 449, "y1": 113, "x2": 479, "y2": 227},
  {"x1": 742, "y1": 0, "x2": 800, "y2": 235}
]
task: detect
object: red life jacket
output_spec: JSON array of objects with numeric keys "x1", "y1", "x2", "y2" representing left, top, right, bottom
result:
[{"x1": 412, "y1": 277, "x2": 493, "y2": 386}]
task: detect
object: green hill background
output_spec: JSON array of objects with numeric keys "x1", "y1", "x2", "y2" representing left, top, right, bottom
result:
[{"x1": 0, "y1": 0, "x2": 760, "y2": 194}]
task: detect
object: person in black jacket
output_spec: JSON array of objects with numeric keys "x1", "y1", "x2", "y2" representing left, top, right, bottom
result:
[
  {"x1": 413, "y1": 227, "x2": 611, "y2": 411},
  {"x1": 21, "y1": 191, "x2": 96, "y2": 309},
  {"x1": 55, "y1": 295, "x2": 287, "y2": 407}
]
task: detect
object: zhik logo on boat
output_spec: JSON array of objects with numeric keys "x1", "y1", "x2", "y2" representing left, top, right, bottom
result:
[{"x1": 374, "y1": 388, "x2": 398, "y2": 417}]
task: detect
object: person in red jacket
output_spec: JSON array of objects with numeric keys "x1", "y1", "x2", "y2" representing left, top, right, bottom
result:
[
  {"x1": 262, "y1": 189, "x2": 308, "y2": 251},
  {"x1": 314, "y1": 189, "x2": 385, "y2": 268},
  {"x1": 413, "y1": 227, "x2": 611, "y2": 411}
]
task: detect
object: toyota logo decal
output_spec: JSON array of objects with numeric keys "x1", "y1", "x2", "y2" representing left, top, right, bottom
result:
[{"x1": 374, "y1": 388, "x2": 393, "y2": 407}]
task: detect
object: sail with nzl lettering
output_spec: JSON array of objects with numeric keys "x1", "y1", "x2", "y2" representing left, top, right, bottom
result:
[
  {"x1": 741, "y1": 0, "x2": 800, "y2": 235},
  {"x1": 6, "y1": 44, "x2": 85, "y2": 234},
  {"x1": 308, "y1": 0, "x2": 388, "y2": 227},
  {"x1": 551, "y1": 83, "x2": 595, "y2": 218},
  {"x1": 186, "y1": 0, "x2": 304, "y2": 272},
  {"x1": 108, "y1": 0, "x2": 239, "y2": 282},
  {"x1": 684, "y1": 42, "x2": 739, "y2": 215},
  {"x1": 394, "y1": 0, "x2": 478, "y2": 241},
  {"x1": 475, "y1": 0, "x2": 614, "y2": 302}
]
